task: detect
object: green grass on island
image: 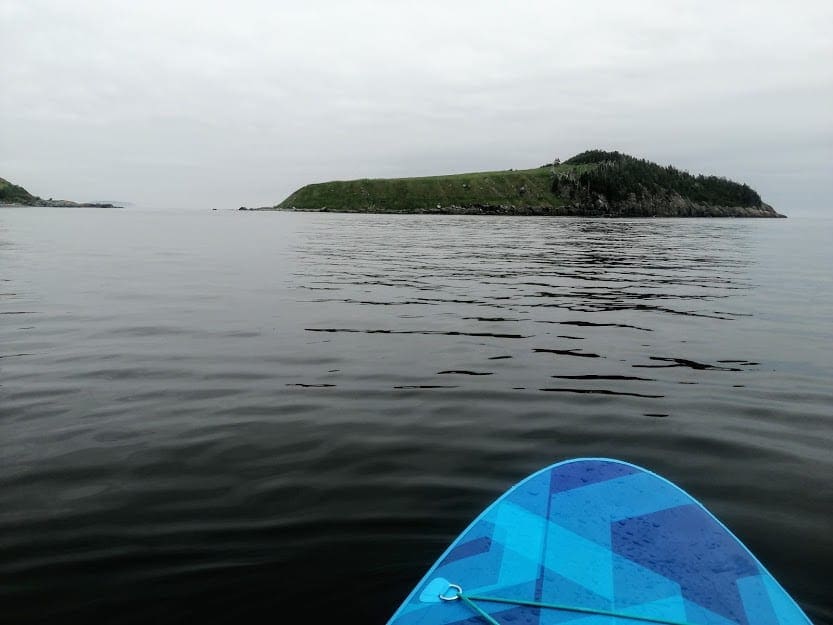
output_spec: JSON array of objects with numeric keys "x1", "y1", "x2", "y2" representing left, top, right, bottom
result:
[
  {"x1": 271, "y1": 150, "x2": 784, "y2": 218},
  {"x1": 276, "y1": 166, "x2": 568, "y2": 213},
  {"x1": 0, "y1": 177, "x2": 36, "y2": 204},
  {"x1": 0, "y1": 176, "x2": 119, "y2": 208},
  {"x1": 275, "y1": 162, "x2": 595, "y2": 213}
]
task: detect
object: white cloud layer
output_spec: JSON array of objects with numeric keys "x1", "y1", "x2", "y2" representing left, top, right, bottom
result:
[{"x1": 1, "y1": 0, "x2": 831, "y2": 213}]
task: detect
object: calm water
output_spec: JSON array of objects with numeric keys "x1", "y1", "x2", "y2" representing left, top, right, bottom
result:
[{"x1": 1, "y1": 208, "x2": 831, "y2": 624}]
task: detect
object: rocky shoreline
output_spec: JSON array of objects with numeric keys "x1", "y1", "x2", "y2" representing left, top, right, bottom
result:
[
  {"x1": 260, "y1": 197, "x2": 785, "y2": 218},
  {"x1": 0, "y1": 200, "x2": 121, "y2": 208}
]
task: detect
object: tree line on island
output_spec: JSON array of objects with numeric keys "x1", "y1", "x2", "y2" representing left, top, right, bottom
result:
[{"x1": 556, "y1": 150, "x2": 762, "y2": 208}]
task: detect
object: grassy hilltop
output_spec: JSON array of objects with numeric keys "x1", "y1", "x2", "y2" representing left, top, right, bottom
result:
[
  {"x1": 271, "y1": 150, "x2": 784, "y2": 218},
  {"x1": 0, "y1": 177, "x2": 37, "y2": 204},
  {"x1": 276, "y1": 165, "x2": 574, "y2": 213},
  {"x1": 0, "y1": 176, "x2": 118, "y2": 208}
]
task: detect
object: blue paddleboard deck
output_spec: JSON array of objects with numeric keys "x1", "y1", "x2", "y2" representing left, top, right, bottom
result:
[{"x1": 387, "y1": 457, "x2": 811, "y2": 625}]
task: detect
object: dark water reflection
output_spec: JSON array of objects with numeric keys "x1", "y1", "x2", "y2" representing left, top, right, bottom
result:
[{"x1": 1, "y1": 209, "x2": 831, "y2": 624}]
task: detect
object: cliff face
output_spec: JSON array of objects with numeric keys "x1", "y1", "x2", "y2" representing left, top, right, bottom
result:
[{"x1": 271, "y1": 150, "x2": 785, "y2": 218}]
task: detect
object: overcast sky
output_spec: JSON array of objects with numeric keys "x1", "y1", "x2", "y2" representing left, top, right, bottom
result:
[{"x1": 1, "y1": 0, "x2": 831, "y2": 214}]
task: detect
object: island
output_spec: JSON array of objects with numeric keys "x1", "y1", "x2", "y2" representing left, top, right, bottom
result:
[
  {"x1": 0, "y1": 176, "x2": 120, "y2": 208},
  {"x1": 261, "y1": 150, "x2": 784, "y2": 218}
]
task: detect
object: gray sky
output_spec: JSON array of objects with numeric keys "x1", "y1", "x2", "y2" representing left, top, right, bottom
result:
[{"x1": 1, "y1": 0, "x2": 831, "y2": 214}]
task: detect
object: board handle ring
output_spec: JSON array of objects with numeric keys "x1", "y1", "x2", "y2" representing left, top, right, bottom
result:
[{"x1": 438, "y1": 583, "x2": 462, "y2": 601}]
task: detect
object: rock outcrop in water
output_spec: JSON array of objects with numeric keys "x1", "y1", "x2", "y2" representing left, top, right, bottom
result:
[
  {"x1": 267, "y1": 150, "x2": 785, "y2": 218},
  {"x1": 0, "y1": 176, "x2": 120, "y2": 208}
]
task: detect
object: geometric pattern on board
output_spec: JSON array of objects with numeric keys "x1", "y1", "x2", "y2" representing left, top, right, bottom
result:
[{"x1": 386, "y1": 458, "x2": 812, "y2": 625}]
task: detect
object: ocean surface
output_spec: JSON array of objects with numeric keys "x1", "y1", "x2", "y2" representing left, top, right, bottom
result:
[{"x1": 1, "y1": 207, "x2": 831, "y2": 624}]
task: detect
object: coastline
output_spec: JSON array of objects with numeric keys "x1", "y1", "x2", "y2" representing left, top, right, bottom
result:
[
  {"x1": 0, "y1": 201, "x2": 122, "y2": 208},
  {"x1": 252, "y1": 202, "x2": 786, "y2": 218}
]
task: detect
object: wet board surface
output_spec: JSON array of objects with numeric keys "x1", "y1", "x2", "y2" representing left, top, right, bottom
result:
[{"x1": 387, "y1": 457, "x2": 811, "y2": 625}]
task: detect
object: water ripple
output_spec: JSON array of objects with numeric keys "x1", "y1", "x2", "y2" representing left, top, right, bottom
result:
[{"x1": 1, "y1": 210, "x2": 830, "y2": 624}]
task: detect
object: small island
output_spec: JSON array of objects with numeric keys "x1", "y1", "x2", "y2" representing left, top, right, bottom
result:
[
  {"x1": 263, "y1": 150, "x2": 784, "y2": 218},
  {"x1": 0, "y1": 176, "x2": 120, "y2": 208}
]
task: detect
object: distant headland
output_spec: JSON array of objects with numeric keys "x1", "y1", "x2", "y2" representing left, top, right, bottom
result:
[
  {"x1": 254, "y1": 150, "x2": 785, "y2": 218},
  {"x1": 0, "y1": 176, "x2": 121, "y2": 208}
]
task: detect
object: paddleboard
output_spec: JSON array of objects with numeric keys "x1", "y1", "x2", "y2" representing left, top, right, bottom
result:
[{"x1": 387, "y1": 457, "x2": 811, "y2": 625}]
